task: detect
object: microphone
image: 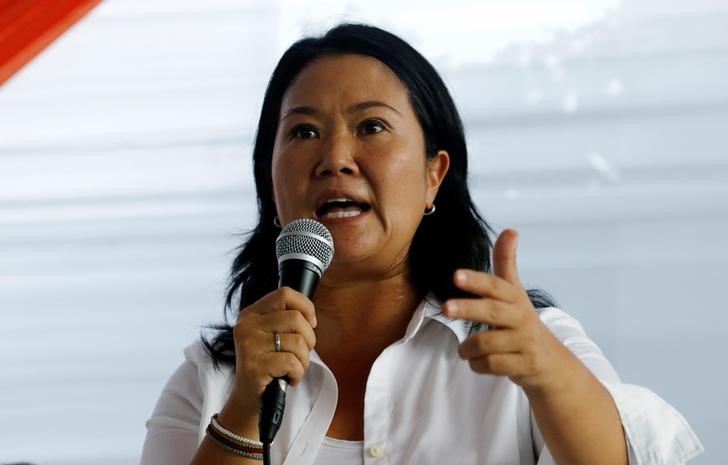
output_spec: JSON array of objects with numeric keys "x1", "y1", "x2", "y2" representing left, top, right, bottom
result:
[{"x1": 259, "y1": 218, "x2": 334, "y2": 450}]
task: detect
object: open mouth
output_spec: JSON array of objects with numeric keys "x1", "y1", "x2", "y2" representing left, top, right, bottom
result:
[{"x1": 315, "y1": 198, "x2": 372, "y2": 219}]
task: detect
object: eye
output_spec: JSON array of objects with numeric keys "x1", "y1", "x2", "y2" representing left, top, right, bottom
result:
[
  {"x1": 359, "y1": 119, "x2": 386, "y2": 135},
  {"x1": 290, "y1": 124, "x2": 318, "y2": 139}
]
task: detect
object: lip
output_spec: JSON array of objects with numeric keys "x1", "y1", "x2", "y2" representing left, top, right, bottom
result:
[
  {"x1": 313, "y1": 189, "x2": 371, "y2": 223},
  {"x1": 313, "y1": 189, "x2": 370, "y2": 212}
]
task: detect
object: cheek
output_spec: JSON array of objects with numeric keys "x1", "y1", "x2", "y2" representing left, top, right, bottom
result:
[
  {"x1": 271, "y1": 157, "x2": 292, "y2": 212},
  {"x1": 271, "y1": 160, "x2": 282, "y2": 200},
  {"x1": 271, "y1": 154, "x2": 310, "y2": 218},
  {"x1": 386, "y1": 154, "x2": 429, "y2": 197},
  {"x1": 374, "y1": 164, "x2": 428, "y2": 223}
]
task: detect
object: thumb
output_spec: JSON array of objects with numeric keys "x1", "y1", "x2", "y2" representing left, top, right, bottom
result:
[{"x1": 493, "y1": 229, "x2": 523, "y2": 287}]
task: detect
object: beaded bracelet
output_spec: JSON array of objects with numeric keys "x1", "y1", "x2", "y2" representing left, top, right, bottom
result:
[
  {"x1": 206, "y1": 413, "x2": 264, "y2": 460},
  {"x1": 206, "y1": 423, "x2": 264, "y2": 459},
  {"x1": 210, "y1": 414, "x2": 264, "y2": 447}
]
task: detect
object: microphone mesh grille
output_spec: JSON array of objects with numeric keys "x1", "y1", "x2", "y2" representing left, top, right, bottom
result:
[{"x1": 276, "y1": 219, "x2": 334, "y2": 270}]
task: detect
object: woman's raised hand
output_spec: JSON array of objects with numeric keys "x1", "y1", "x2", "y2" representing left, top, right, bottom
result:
[
  {"x1": 227, "y1": 287, "x2": 318, "y2": 418},
  {"x1": 444, "y1": 229, "x2": 573, "y2": 393}
]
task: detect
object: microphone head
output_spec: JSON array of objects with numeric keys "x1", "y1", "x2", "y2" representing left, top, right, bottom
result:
[{"x1": 275, "y1": 219, "x2": 334, "y2": 277}]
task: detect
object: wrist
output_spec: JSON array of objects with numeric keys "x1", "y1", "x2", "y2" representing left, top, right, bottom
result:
[
  {"x1": 206, "y1": 412, "x2": 265, "y2": 461},
  {"x1": 519, "y1": 338, "x2": 580, "y2": 399},
  {"x1": 217, "y1": 394, "x2": 261, "y2": 439}
]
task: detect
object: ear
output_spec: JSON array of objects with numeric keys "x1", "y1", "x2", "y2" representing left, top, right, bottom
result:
[{"x1": 425, "y1": 150, "x2": 450, "y2": 205}]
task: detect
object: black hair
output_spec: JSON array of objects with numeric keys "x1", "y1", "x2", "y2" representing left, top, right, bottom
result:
[{"x1": 202, "y1": 23, "x2": 555, "y2": 366}]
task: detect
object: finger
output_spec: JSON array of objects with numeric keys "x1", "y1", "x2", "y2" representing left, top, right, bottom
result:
[
  {"x1": 247, "y1": 331, "x2": 312, "y2": 373},
  {"x1": 444, "y1": 298, "x2": 520, "y2": 328},
  {"x1": 457, "y1": 329, "x2": 520, "y2": 359},
  {"x1": 242, "y1": 287, "x2": 317, "y2": 328},
  {"x1": 276, "y1": 332, "x2": 315, "y2": 358},
  {"x1": 468, "y1": 353, "x2": 523, "y2": 377},
  {"x1": 452, "y1": 269, "x2": 517, "y2": 302},
  {"x1": 493, "y1": 229, "x2": 523, "y2": 288},
  {"x1": 264, "y1": 332, "x2": 311, "y2": 373},
  {"x1": 260, "y1": 310, "x2": 317, "y2": 349},
  {"x1": 259, "y1": 351, "x2": 306, "y2": 386}
]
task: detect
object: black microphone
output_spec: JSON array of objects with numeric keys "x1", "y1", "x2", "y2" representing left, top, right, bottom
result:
[{"x1": 259, "y1": 218, "x2": 334, "y2": 451}]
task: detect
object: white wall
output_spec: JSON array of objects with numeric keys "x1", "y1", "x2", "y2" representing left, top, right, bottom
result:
[{"x1": 1, "y1": 1, "x2": 726, "y2": 464}]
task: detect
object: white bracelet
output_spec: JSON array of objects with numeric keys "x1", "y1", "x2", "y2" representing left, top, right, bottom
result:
[{"x1": 210, "y1": 413, "x2": 264, "y2": 447}]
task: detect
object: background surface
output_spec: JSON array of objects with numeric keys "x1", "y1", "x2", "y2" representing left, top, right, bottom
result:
[{"x1": 1, "y1": 0, "x2": 726, "y2": 463}]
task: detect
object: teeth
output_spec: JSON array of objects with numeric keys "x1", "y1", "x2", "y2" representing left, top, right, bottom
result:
[
  {"x1": 322, "y1": 210, "x2": 362, "y2": 219},
  {"x1": 317, "y1": 196, "x2": 370, "y2": 219}
]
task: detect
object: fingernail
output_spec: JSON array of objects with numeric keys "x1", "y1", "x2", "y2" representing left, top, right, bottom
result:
[{"x1": 455, "y1": 270, "x2": 468, "y2": 284}]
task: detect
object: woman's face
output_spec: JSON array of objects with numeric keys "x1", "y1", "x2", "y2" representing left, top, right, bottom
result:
[{"x1": 271, "y1": 54, "x2": 449, "y2": 280}]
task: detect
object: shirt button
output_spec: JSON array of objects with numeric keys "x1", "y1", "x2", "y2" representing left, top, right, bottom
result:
[{"x1": 369, "y1": 445, "x2": 384, "y2": 458}]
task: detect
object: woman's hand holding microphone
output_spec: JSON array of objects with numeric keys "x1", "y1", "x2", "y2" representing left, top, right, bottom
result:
[{"x1": 215, "y1": 287, "x2": 317, "y2": 437}]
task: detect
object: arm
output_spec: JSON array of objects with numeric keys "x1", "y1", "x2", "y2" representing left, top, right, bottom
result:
[
  {"x1": 521, "y1": 310, "x2": 703, "y2": 465},
  {"x1": 141, "y1": 288, "x2": 319, "y2": 465},
  {"x1": 139, "y1": 348, "x2": 263, "y2": 465},
  {"x1": 445, "y1": 229, "x2": 703, "y2": 465},
  {"x1": 444, "y1": 229, "x2": 627, "y2": 465},
  {"x1": 522, "y1": 336, "x2": 627, "y2": 465},
  {"x1": 139, "y1": 352, "x2": 206, "y2": 465},
  {"x1": 187, "y1": 400, "x2": 262, "y2": 465}
]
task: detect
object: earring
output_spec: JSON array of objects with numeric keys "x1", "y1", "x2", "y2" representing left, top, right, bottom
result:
[
  {"x1": 273, "y1": 216, "x2": 282, "y2": 228},
  {"x1": 424, "y1": 204, "x2": 436, "y2": 216}
]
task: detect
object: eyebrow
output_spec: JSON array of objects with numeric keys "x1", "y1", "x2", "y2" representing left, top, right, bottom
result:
[{"x1": 280, "y1": 100, "x2": 402, "y2": 120}]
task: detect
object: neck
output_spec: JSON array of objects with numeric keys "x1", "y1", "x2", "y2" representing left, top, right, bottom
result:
[{"x1": 312, "y1": 272, "x2": 423, "y2": 367}]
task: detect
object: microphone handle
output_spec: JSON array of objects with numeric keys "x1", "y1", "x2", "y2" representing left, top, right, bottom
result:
[
  {"x1": 259, "y1": 378, "x2": 287, "y2": 444},
  {"x1": 259, "y1": 259, "x2": 322, "y2": 445},
  {"x1": 278, "y1": 259, "x2": 322, "y2": 298}
]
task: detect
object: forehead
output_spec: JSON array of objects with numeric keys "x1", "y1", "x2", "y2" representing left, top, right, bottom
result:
[{"x1": 281, "y1": 54, "x2": 411, "y2": 111}]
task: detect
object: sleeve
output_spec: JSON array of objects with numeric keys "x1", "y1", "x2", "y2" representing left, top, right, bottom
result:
[
  {"x1": 532, "y1": 308, "x2": 703, "y2": 465},
  {"x1": 139, "y1": 345, "x2": 205, "y2": 465}
]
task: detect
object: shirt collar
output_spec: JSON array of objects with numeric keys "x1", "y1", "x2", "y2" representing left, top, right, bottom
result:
[
  {"x1": 311, "y1": 293, "x2": 473, "y2": 371},
  {"x1": 401, "y1": 293, "x2": 471, "y2": 344}
]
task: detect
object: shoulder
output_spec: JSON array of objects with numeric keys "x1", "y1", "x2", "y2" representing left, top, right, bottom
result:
[
  {"x1": 159, "y1": 341, "x2": 213, "y2": 405},
  {"x1": 149, "y1": 341, "x2": 234, "y2": 428},
  {"x1": 180, "y1": 339, "x2": 234, "y2": 388},
  {"x1": 183, "y1": 339, "x2": 214, "y2": 366},
  {"x1": 153, "y1": 340, "x2": 234, "y2": 404},
  {"x1": 534, "y1": 306, "x2": 589, "y2": 340}
]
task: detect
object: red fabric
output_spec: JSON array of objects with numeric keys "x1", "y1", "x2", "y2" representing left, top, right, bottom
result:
[{"x1": 0, "y1": 0, "x2": 101, "y2": 85}]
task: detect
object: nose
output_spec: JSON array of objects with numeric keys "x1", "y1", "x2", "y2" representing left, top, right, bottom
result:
[{"x1": 314, "y1": 132, "x2": 358, "y2": 177}]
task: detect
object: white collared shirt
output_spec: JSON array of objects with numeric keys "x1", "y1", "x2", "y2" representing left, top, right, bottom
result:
[{"x1": 141, "y1": 299, "x2": 703, "y2": 465}]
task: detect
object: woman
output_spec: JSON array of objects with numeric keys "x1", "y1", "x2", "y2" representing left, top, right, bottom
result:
[{"x1": 141, "y1": 24, "x2": 702, "y2": 465}]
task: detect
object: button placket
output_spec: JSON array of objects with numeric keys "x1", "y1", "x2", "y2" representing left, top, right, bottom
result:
[
  {"x1": 368, "y1": 444, "x2": 385, "y2": 458},
  {"x1": 364, "y1": 346, "x2": 397, "y2": 463}
]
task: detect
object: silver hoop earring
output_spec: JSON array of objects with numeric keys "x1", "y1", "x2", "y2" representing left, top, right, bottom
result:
[
  {"x1": 273, "y1": 216, "x2": 282, "y2": 228},
  {"x1": 424, "y1": 204, "x2": 436, "y2": 216}
]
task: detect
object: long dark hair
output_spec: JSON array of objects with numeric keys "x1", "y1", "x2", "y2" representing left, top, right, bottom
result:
[{"x1": 202, "y1": 23, "x2": 555, "y2": 366}]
